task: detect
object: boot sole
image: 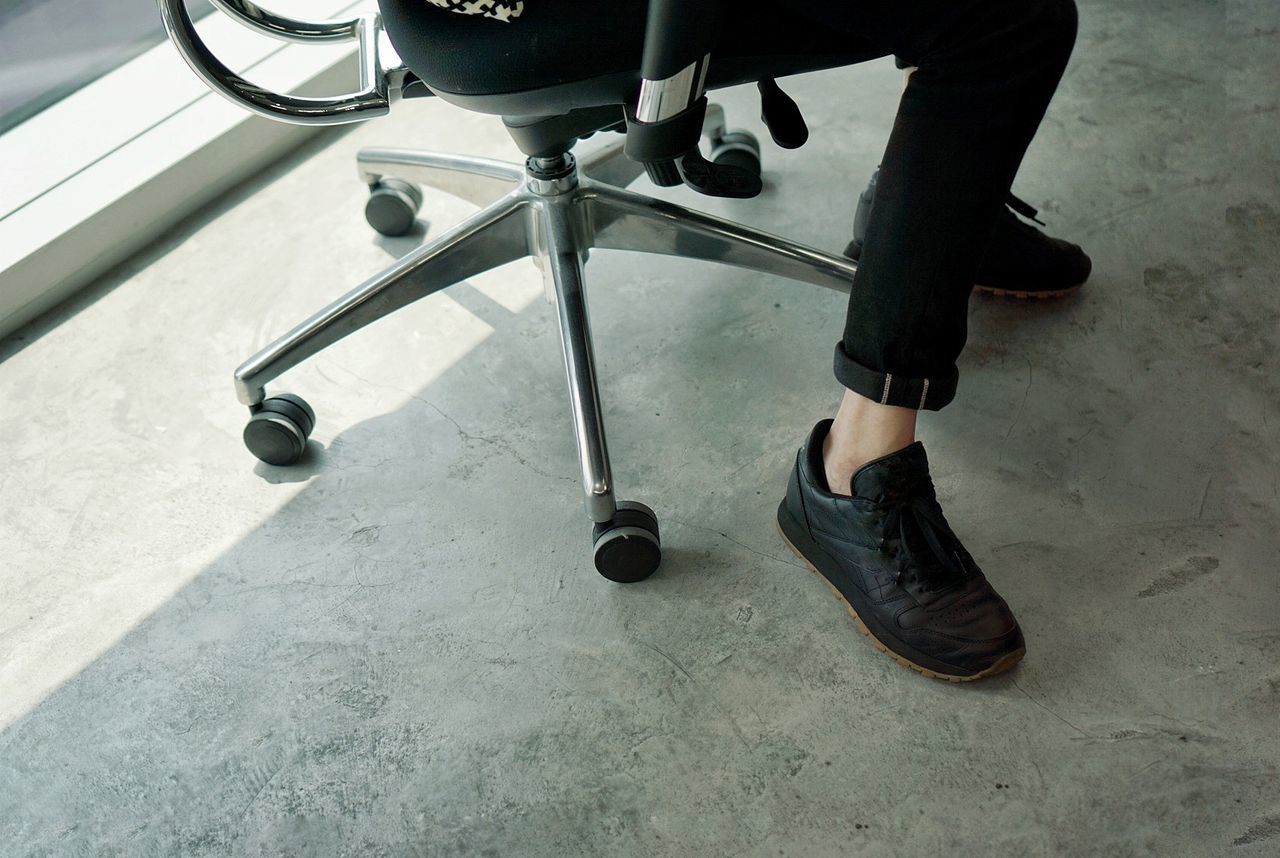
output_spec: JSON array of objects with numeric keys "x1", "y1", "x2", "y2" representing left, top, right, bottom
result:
[
  {"x1": 776, "y1": 520, "x2": 1024, "y2": 683},
  {"x1": 846, "y1": 243, "x2": 1087, "y2": 303},
  {"x1": 973, "y1": 281, "x2": 1084, "y2": 300}
]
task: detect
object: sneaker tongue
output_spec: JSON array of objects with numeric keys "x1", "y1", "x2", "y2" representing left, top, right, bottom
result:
[{"x1": 850, "y1": 441, "x2": 930, "y2": 501}]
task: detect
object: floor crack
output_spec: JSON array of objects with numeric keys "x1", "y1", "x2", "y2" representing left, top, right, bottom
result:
[
  {"x1": 1010, "y1": 678, "x2": 1092, "y2": 738},
  {"x1": 667, "y1": 518, "x2": 808, "y2": 571},
  {"x1": 1004, "y1": 358, "x2": 1033, "y2": 442}
]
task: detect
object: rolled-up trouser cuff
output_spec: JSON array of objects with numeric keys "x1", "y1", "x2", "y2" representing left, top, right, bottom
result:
[{"x1": 833, "y1": 342, "x2": 958, "y2": 411}]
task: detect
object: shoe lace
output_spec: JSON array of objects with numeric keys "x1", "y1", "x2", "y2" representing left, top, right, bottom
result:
[
  {"x1": 1006, "y1": 193, "x2": 1046, "y2": 226},
  {"x1": 877, "y1": 479, "x2": 973, "y2": 593}
]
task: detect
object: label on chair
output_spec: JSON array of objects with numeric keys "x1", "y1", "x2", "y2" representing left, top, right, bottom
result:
[{"x1": 426, "y1": 0, "x2": 524, "y2": 21}]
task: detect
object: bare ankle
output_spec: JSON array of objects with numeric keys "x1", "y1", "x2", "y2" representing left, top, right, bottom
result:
[
  {"x1": 822, "y1": 433, "x2": 859, "y2": 497},
  {"x1": 822, "y1": 389, "x2": 918, "y2": 496}
]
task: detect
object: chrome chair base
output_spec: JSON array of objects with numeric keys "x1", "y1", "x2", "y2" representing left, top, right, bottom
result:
[{"x1": 234, "y1": 111, "x2": 856, "y2": 580}]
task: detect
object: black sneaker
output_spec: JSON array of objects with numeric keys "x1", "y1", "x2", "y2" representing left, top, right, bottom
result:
[
  {"x1": 845, "y1": 169, "x2": 1091, "y2": 300},
  {"x1": 777, "y1": 420, "x2": 1025, "y2": 681}
]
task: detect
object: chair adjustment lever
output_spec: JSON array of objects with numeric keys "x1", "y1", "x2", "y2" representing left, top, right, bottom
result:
[
  {"x1": 675, "y1": 148, "x2": 762, "y2": 199},
  {"x1": 757, "y1": 78, "x2": 809, "y2": 150}
]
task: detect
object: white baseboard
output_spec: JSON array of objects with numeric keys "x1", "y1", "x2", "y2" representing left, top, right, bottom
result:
[{"x1": 0, "y1": 2, "x2": 365, "y2": 341}]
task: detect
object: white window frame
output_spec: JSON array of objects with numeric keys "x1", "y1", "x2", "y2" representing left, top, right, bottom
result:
[{"x1": 0, "y1": 1, "x2": 369, "y2": 340}]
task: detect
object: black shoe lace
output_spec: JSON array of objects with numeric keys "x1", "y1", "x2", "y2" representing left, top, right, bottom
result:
[
  {"x1": 877, "y1": 479, "x2": 973, "y2": 593},
  {"x1": 1006, "y1": 193, "x2": 1046, "y2": 226}
]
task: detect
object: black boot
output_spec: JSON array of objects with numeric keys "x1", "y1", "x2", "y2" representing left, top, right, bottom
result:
[{"x1": 845, "y1": 168, "x2": 1092, "y2": 300}]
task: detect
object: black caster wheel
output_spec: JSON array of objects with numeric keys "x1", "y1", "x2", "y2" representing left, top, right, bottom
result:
[
  {"x1": 244, "y1": 393, "x2": 316, "y2": 466},
  {"x1": 365, "y1": 178, "x2": 424, "y2": 237},
  {"x1": 593, "y1": 501, "x2": 662, "y2": 583},
  {"x1": 710, "y1": 130, "x2": 762, "y2": 178}
]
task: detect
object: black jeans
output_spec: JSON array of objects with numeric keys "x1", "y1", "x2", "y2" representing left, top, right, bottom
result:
[{"x1": 797, "y1": 0, "x2": 1079, "y2": 410}]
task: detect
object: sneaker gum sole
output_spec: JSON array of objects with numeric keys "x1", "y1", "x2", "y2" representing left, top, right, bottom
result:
[
  {"x1": 974, "y1": 282, "x2": 1084, "y2": 300},
  {"x1": 777, "y1": 524, "x2": 1025, "y2": 683}
]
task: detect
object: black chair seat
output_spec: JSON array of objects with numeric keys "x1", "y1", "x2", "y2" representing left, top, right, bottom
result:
[{"x1": 379, "y1": 0, "x2": 883, "y2": 116}]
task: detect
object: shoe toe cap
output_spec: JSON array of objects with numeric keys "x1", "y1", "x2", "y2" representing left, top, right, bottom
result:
[{"x1": 898, "y1": 581, "x2": 1025, "y2": 673}]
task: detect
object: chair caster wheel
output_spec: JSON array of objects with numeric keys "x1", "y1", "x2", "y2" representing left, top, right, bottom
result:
[
  {"x1": 710, "y1": 130, "x2": 762, "y2": 178},
  {"x1": 592, "y1": 501, "x2": 661, "y2": 583},
  {"x1": 244, "y1": 393, "x2": 316, "y2": 466},
  {"x1": 365, "y1": 178, "x2": 423, "y2": 237}
]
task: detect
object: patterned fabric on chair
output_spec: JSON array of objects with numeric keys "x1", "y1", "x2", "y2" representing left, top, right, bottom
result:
[{"x1": 426, "y1": 0, "x2": 525, "y2": 22}]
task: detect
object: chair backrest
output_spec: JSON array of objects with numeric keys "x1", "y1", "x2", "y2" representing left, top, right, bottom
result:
[{"x1": 158, "y1": 0, "x2": 410, "y2": 126}]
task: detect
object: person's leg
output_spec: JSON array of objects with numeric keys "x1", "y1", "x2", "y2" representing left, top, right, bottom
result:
[
  {"x1": 778, "y1": 0, "x2": 1079, "y2": 681},
  {"x1": 846, "y1": 169, "x2": 1093, "y2": 301},
  {"x1": 826, "y1": 0, "x2": 1080, "y2": 485},
  {"x1": 845, "y1": 65, "x2": 1093, "y2": 303}
]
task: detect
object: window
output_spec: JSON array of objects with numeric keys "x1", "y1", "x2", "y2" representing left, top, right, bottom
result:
[
  {"x1": 0, "y1": 2, "x2": 367, "y2": 340},
  {"x1": 0, "y1": 0, "x2": 212, "y2": 135}
]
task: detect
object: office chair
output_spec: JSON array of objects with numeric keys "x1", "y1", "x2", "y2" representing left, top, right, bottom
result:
[{"x1": 159, "y1": 0, "x2": 871, "y2": 584}]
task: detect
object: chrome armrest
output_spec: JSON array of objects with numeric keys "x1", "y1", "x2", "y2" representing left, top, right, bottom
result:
[{"x1": 157, "y1": 0, "x2": 409, "y2": 126}]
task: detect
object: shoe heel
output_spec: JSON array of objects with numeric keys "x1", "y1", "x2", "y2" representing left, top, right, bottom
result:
[{"x1": 775, "y1": 501, "x2": 822, "y2": 572}]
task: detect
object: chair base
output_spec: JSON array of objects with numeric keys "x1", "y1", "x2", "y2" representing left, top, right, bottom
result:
[{"x1": 233, "y1": 105, "x2": 855, "y2": 581}]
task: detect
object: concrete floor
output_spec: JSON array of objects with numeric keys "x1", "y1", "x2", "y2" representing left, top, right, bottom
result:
[{"x1": 2, "y1": 2, "x2": 1279, "y2": 855}]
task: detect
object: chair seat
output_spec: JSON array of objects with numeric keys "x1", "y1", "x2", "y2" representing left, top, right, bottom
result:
[{"x1": 379, "y1": 0, "x2": 882, "y2": 116}]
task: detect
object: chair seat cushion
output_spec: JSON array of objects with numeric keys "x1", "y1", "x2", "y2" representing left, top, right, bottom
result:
[
  {"x1": 426, "y1": 0, "x2": 524, "y2": 22},
  {"x1": 379, "y1": 0, "x2": 882, "y2": 114}
]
